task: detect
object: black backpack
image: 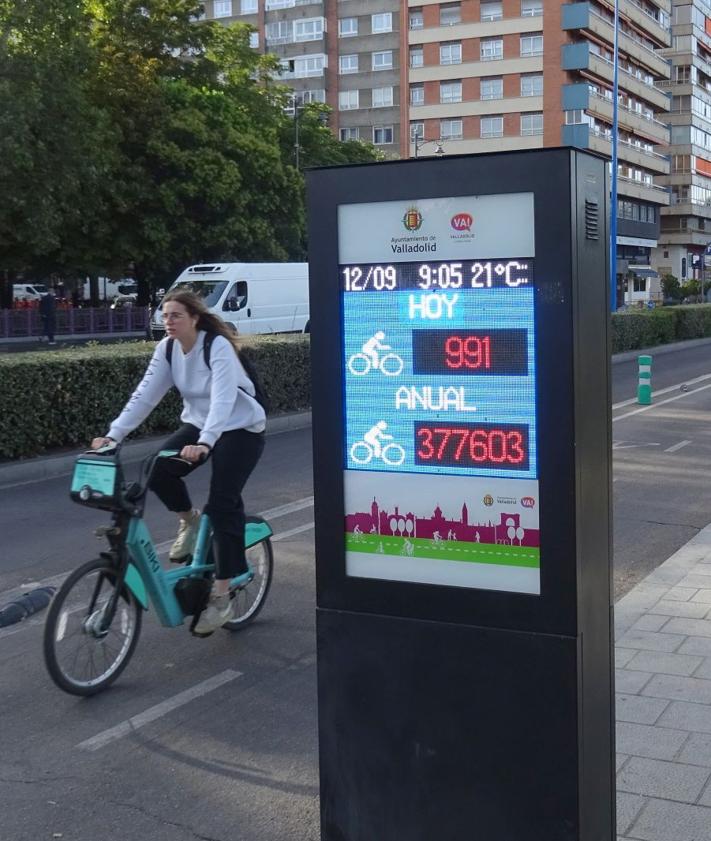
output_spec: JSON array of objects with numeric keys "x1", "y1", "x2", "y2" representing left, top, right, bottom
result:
[{"x1": 165, "y1": 334, "x2": 271, "y2": 414}]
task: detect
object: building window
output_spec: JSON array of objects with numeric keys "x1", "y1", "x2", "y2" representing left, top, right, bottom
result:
[
  {"x1": 409, "y1": 8, "x2": 424, "y2": 29},
  {"x1": 373, "y1": 125, "x2": 394, "y2": 145},
  {"x1": 410, "y1": 84, "x2": 424, "y2": 106},
  {"x1": 371, "y1": 12, "x2": 392, "y2": 33},
  {"x1": 372, "y1": 50, "x2": 393, "y2": 70},
  {"x1": 520, "y1": 74, "x2": 543, "y2": 96},
  {"x1": 294, "y1": 18, "x2": 324, "y2": 42},
  {"x1": 293, "y1": 54, "x2": 326, "y2": 77},
  {"x1": 520, "y1": 34, "x2": 543, "y2": 56},
  {"x1": 440, "y1": 42, "x2": 462, "y2": 65},
  {"x1": 410, "y1": 46, "x2": 423, "y2": 68},
  {"x1": 266, "y1": 20, "x2": 290, "y2": 43},
  {"x1": 480, "y1": 1, "x2": 502, "y2": 21},
  {"x1": 214, "y1": 0, "x2": 232, "y2": 17},
  {"x1": 632, "y1": 277, "x2": 647, "y2": 293},
  {"x1": 440, "y1": 3, "x2": 461, "y2": 26},
  {"x1": 339, "y1": 90, "x2": 359, "y2": 110},
  {"x1": 410, "y1": 122, "x2": 424, "y2": 141},
  {"x1": 372, "y1": 86, "x2": 394, "y2": 107},
  {"x1": 440, "y1": 80, "x2": 462, "y2": 103},
  {"x1": 440, "y1": 119, "x2": 463, "y2": 139},
  {"x1": 481, "y1": 115, "x2": 503, "y2": 138},
  {"x1": 521, "y1": 0, "x2": 542, "y2": 15},
  {"x1": 299, "y1": 89, "x2": 326, "y2": 104},
  {"x1": 340, "y1": 127, "x2": 359, "y2": 141},
  {"x1": 249, "y1": 31, "x2": 259, "y2": 47},
  {"x1": 480, "y1": 77, "x2": 503, "y2": 100},
  {"x1": 480, "y1": 38, "x2": 503, "y2": 60},
  {"x1": 340, "y1": 54, "x2": 358, "y2": 74},
  {"x1": 339, "y1": 17, "x2": 358, "y2": 37},
  {"x1": 521, "y1": 112, "x2": 543, "y2": 135},
  {"x1": 240, "y1": 0, "x2": 257, "y2": 12}
]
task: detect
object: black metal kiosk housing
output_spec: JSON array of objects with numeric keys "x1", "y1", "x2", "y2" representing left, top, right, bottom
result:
[{"x1": 307, "y1": 148, "x2": 614, "y2": 841}]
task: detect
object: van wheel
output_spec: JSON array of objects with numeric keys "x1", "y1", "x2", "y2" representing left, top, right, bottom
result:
[{"x1": 304, "y1": 321, "x2": 310, "y2": 334}]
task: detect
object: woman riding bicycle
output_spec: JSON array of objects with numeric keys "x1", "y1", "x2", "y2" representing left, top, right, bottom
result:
[{"x1": 91, "y1": 290, "x2": 266, "y2": 635}]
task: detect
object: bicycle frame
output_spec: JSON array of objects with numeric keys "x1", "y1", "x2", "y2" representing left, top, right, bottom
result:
[{"x1": 123, "y1": 514, "x2": 272, "y2": 628}]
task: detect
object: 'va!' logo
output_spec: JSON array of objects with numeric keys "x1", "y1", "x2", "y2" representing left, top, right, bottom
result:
[
  {"x1": 521, "y1": 496, "x2": 536, "y2": 508},
  {"x1": 403, "y1": 207, "x2": 423, "y2": 231},
  {"x1": 451, "y1": 212, "x2": 473, "y2": 232},
  {"x1": 483, "y1": 494, "x2": 494, "y2": 506}
]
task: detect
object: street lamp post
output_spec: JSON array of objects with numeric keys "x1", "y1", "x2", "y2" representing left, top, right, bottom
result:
[{"x1": 413, "y1": 137, "x2": 445, "y2": 158}]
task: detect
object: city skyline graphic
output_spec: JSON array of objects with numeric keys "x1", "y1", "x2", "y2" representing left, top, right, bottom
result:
[{"x1": 345, "y1": 496, "x2": 539, "y2": 548}]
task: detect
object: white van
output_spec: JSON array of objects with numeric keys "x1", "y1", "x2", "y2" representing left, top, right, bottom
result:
[
  {"x1": 150, "y1": 263, "x2": 309, "y2": 340},
  {"x1": 83, "y1": 278, "x2": 138, "y2": 301},
  {"x1": 13, "y1": 283, "x2": 49, "y2": 301}
]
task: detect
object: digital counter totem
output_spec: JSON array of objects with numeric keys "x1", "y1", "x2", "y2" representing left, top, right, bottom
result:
[{"x1": 339, "y1": 193, "x2": 540, "y2": 594}]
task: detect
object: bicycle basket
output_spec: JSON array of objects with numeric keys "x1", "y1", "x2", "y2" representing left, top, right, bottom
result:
[{"x1": 69, "y1": 453, "x2": 123, "y2": 510}]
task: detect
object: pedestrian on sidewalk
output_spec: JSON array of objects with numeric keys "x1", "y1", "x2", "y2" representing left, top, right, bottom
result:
[{"x1": 39, "y1": 288, "x2": 57, "y2": 346}]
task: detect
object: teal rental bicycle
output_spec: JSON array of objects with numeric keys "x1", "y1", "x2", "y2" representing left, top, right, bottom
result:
[{"x1": 43, "y1": 445, "x2": 273, "y2": 696}]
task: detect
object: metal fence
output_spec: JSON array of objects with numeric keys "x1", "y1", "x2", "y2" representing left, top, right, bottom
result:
[{"x1": 0, "y1": 307, "x2": 149, "y2": 339}]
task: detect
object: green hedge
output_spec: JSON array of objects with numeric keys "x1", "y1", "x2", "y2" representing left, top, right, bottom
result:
[
  {"x1": 0, "y1": 336, "x2": 310, "y2": 460},
  {"x1": 611, "y1": 305, "x2": 711, "y2": 353}
]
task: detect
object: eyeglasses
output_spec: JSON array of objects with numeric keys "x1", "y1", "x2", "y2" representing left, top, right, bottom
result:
[{"x1": 162, "y1": 312, "x2": 186, "y2": 322}]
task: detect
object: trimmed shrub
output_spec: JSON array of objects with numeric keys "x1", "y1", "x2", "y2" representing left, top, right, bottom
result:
[
  {"x1": 0, "y1": 336, "x2": 310, "y2": 460},
  {"x1": 611, "y1": 305, "x2": 711, "y2": 353}
]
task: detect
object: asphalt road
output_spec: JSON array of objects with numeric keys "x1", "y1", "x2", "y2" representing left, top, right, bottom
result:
[{"x1": 1, "y1": 342, "x2": 711, "y2": 840}]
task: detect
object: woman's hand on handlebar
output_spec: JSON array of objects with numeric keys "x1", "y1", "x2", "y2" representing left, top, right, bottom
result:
[
  {"x1": 180, "y1": 444, "x2": 210, "y2": 463},
  {"x1": 90, "y1": 437, "x2": 115, "y2": 450}
]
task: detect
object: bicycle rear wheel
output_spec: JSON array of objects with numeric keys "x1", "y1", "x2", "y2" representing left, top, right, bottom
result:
[
  {"x1": 43, "y1": 558, "x2": 142, "y2": 696},
  {"x1": 223, "y1": 538, "x2": 273, "y2": 631}
]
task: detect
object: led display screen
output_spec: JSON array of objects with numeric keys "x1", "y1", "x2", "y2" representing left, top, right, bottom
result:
[{"x1": 339, "y1": 194, "x2": 540, "y2": 595}]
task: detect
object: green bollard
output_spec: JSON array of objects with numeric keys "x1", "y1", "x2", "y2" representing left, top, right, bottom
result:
[{"x1": 638, "y1": 354, "x2": 652, "y2": 405}]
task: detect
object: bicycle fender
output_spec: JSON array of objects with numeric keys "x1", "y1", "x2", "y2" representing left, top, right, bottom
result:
[
  {"x1": 125, "y1": 563, "x2": 149, "y2": 610},
  {"x1": 245, "y1": 518, "x2": 273, "y2": 548}
]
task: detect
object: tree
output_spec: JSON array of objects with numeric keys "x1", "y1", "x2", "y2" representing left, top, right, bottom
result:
[
  {"x1": 661, "y1": 273, "x2": 681, "y2": 302},
  {"x1": 0, "y1": 0, "x2": 119, "y2": 301}
]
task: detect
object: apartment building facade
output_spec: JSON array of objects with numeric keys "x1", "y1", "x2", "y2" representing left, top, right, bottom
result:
[
  {"x1": 203, "y1": 0, "x2": 402, "y2": 156},
  {"x1": 654, "y1": 0, "x2": 711, "y2": 291}
]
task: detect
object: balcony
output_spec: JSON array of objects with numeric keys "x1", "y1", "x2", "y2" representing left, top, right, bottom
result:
[
  {"x1": 561, "y1": 3, "x2": 670, "y2": 78},
  {"x1": 624, "y1": 0, "x2": 672, "y2": 48},
  {"x1": 562, "y1": 43, "x2": 670, "y2": 113}
]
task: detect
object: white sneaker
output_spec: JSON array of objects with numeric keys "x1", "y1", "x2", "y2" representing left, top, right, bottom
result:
[
  {"x1": 193, "y1": 594, "x2": 232, "y2": 636},
  {"x1": 169, "y1": 509, "x2": 201, "y2": 562}
]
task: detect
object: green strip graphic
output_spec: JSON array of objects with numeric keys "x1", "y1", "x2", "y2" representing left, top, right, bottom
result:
[{"x1": 345, "y1": 533, "x2": 539, "y2": 568}]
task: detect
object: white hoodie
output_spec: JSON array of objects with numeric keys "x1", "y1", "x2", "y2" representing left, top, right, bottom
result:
[{"x1": 107, "y1": 332, "x2": 266, "y2": 448}]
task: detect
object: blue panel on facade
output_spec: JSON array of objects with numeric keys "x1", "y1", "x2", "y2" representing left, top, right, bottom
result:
[
  {"x1": 562, "y1": 124, "x2": 590, "y2": 149},
  {"x1": 561, "y1": 43, "x2": 590, "y2": 71},
  {"x1": 562, "y1": 83, "x2": 589, "y2": 111},
  {"x1": 561, "y1": 3, "x2": 591, "y2": 30}
]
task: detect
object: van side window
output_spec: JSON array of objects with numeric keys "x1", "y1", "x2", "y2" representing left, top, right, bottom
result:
[{"x1": 224, "y1": 281, "x2": 248, "y2": 312}]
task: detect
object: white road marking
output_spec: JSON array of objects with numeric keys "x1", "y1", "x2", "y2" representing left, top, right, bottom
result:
[
  {"x1": 76, "y1": 669, "x2": 242, "y2": 751},
  {"x1": 613, "y1": 372, "x2": 711, "y2": 410},
  {"x1": 612, "y1": 442, "x2": 660, "y2": 450},
  {"x1": 613, "y1": 381, "x2": 711, "y2": 422},
  {"x1": 665, "y1": 439, "x2": 692, "y2": 453},
  {"x1": 272, "y1": 522, "x2": 314, "y2": 541}
]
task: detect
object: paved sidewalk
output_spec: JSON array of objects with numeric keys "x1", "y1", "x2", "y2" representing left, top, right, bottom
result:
[{"x1": 615, "y1": 522, "x2": 711, "y2": 840}]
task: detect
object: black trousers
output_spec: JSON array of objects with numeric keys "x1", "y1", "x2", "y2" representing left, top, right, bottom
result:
[
  {"x1": 149, "y1": 424, "x2": 265, "y2": 579},
  {"x1": 42, "y1": 316, "x2": 55, "y2": 342}
]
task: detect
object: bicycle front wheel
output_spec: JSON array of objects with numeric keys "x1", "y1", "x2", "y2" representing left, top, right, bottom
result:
[
  {"x1": 223, "y1": 538, "x2": 273, "y2": 632},
  {"x1": 43, "y1": 558, "x2": 143, "y2": 696}
]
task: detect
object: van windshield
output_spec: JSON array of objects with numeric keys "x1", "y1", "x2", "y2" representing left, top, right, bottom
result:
[
  {"x1": 171, "y1": 280, "x2": 228, "y2": 307},
  {"x1": 31, "y1": 284, "x2": 48, "y2": 294}
]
